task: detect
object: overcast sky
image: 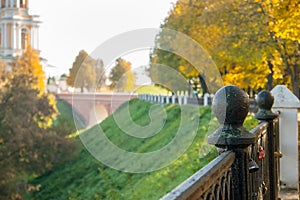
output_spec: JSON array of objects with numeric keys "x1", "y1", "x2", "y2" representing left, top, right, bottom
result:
[{"x1": 29, "y1": 0, "x2": 177, "y2": 76}]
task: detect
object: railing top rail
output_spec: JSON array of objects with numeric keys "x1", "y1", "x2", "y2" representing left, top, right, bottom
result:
[
  {"x1": 160, "y1": 151, "x2": 235, "y2": 200},
  {"x1": 250, "y1": 121, "x2": 268, "y2": 138}
]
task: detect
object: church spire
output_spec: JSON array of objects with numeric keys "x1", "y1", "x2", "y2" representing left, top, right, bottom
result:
[
  {"x1": 1, "y1": 0, "x2": 28, "y2": 9},
  {"x1": 0, "y1": 0, "x2": 40, "y2": 60}
]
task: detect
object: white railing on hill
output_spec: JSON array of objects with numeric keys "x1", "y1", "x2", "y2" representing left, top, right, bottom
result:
[{"x1": 138, "y1": 93, "x2": 213, "y2": 106}]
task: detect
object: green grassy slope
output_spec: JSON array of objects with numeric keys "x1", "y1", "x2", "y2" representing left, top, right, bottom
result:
[
  {"x1": 30, "y1": 99, "x2": 257, "y2": 200},
  {"x1": 53, "y1": 99, "x2": 87, "y2": 133}
]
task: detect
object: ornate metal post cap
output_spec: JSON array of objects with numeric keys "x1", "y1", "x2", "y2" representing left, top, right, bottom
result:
[
  {"x1": 208, "y1": 85, "x2": 255, "y2": 148},
  {"x1": 254, "y1": 90, "x2": 278, "y2": 120}
]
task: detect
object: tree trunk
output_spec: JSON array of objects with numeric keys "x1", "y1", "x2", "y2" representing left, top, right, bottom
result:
[
  {"x1": 275, "y1": 39, "x2": 299, "y2": 98},
  {"x1": 291, "y1": 63, "x2": 299, "y2": 98},
  {"x1": 188, "y1": 79, "x2": 193, "y2": 97},
  {"x1": 199, "y1": 74, "x2": 208, "y2": 96},
  {"x1": 267, "y1": 60, "x2": 274, "y2": 91}
]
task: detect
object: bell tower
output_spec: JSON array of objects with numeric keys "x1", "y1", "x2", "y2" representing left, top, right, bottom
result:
[{"x1": 0, "y1": 0, "x2": 40, "y2": 60}]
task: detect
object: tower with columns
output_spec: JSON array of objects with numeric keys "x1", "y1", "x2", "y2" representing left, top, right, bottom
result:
[{"x1": 0, "y1": 0, "x2": 40, "y2": 60}]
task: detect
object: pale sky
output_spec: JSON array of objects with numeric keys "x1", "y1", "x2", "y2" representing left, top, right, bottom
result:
[{"x1": 29, "y1": 0, "x2": 177, "y2": 76}]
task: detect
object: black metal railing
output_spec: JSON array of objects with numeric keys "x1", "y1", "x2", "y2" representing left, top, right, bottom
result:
[
  {"x1": 160, "y1": 87, "x2": 281, "y2": 200},
  {"x1": 249, "y1": 117, "x2": 280, "y2": 200},
  {"x1": 161, "y1": 151, "x2": 235, "y2": 200}
]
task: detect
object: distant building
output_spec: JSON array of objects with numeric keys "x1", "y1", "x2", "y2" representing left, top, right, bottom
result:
[
  {"x1": 0, "y1": 0, "x2": 40, "y2": 60},
  {"x1": 46, "y1": 75, "x2": 70, "y2": 94},
  {"x1": 0, "y1": 0, "x2": 54, "y2": 80}
]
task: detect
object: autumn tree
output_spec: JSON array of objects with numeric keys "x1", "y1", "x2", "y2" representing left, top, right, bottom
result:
[
  {"x1": 149, "y1": 1, "x2": 215, "y2": 95},
  {"x1": 202, "y1": 0, "x2": 279, "y2": 92},
  {"x1": 109, "y1": 58, "x2": 135, "y2": 92},
  {"x1": 95, "y1": 58, "x2": 107, "y2": 90},
  {"x1": 150, "y1": 0, "x2": 299, "y2": 97},
  {"x1": 209, "y1": 0, "x2": 298, "y2": 94},
  {"x1": 209, "y1": 0, "x2": 299, "y2": 96},
  {"x1": 67, "y1": 50, "x2": 97, "y2": 92},
  {"x1": 13, "y1": 46, "x2": 46, "y2": 91},
  {"x1": 0, "y1": 48, "x2": 76, "y2": 199},
  {"x1": 264, "y1": 0, "x2": 300, "y2": 97}
]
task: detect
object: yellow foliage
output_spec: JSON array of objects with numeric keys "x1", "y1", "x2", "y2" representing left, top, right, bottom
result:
[
  {"x1": 262, "y1": 0, "x2": 300, "y2": 41},
  {"x1": 152, "y1": 0, "x2": 299, "y2": 95},
  {"x1": 11, "y1": 46, "x2": 57, "y2": 127},
  {"x1": 223, "y1": 64, "x2": 269, "y2": 90},
  {"x1": 36, "y1": 93, "x2": 57, "y2": 129},
  {"x1": 178, "y1": 65, "x2": 198, "y2": 77},
  {"x1": 13, "y1": 46, "x2": 46, "y2": 93},
  {"x1": 124, "y1": 71, "x2": 135, "y2": 92}
]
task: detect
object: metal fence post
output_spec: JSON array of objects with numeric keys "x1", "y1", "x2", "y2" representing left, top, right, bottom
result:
[
  {"x1": 208, "y1": 85, "x2": 255, "y2": 200},
  {"x1": 255, "y1": 90, "x2": 279, "y2": 200}
]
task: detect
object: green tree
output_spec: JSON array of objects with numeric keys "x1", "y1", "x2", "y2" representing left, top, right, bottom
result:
[
  {"x1": 0, "y1": 60, "x2": 9, "y2": 88},
  {"x1": 109, "y1": 58, "x2": 134, "y2": 92},
  {"x1": 67, "y1": 50, "x2": 97, "y2": 92},
  {"x1": 0, "y1": 48, "x2": 76, "y2": 199}
]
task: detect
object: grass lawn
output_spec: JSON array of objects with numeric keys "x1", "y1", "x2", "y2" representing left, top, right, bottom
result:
[
  {"x1": 135, "y1": 85, "x2": 169, "y2": 95},
  {"x1": 29, "y1": 99, "x2": 257, "y2": 200}
]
